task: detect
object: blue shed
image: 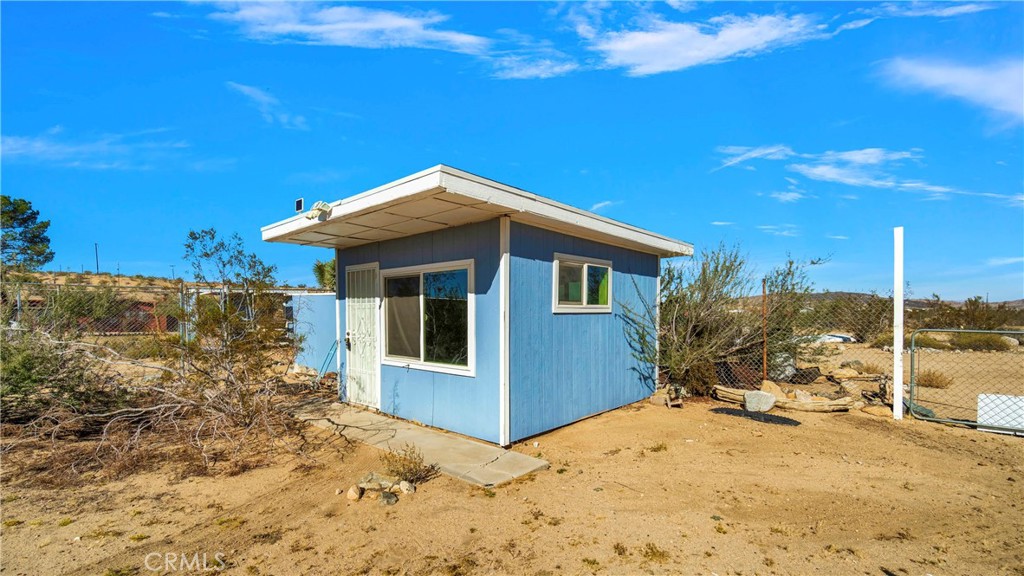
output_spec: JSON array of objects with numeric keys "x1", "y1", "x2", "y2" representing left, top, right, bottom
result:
[{"x1": 262, "y1": 166, "x2": 692, "y2": 446}]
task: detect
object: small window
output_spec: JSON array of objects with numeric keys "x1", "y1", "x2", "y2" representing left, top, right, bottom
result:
[
  {"x1": 382, "y1": 260, "x2": 474, "y2": 373},
  {"x1": 553, "y1": 254, "x2": 612, "y2": 313}
]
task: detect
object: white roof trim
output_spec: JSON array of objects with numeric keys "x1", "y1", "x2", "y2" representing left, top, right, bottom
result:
[{"x1": 261, "y1": 165, "x2": 693, "y2": 257}]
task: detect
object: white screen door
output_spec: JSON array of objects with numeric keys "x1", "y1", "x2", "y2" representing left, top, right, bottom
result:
[{"x1": 345, "y1": 264, "x2": 380, "y2": 408}]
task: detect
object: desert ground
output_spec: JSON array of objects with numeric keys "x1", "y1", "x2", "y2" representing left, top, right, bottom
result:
[{"x1": 2, "y1": 393, "x2": 1022, "y2": 576}]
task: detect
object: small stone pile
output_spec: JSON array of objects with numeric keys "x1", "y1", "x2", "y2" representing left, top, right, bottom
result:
[{"x1": 338, "y1": 472, "x2": 417, "y2": 506}]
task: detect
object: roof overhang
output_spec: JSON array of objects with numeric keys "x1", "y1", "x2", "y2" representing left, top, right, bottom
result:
[{"x1": 261, "y1": 165, "x2": 693, "y2": 258}]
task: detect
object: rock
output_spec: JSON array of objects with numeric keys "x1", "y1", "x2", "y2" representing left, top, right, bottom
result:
[
  {"x1": 335, "y1": 488, "x2": 343, "y2": 496},
  {"x1": 380, "y1": 492, "x2": 398, "y2": 506},
  {"x1": 839, "y1": 381, "x2": 861, "y2": 396},
  {"x1": 359, "y1": 472, "x2": 396, "y2": 490},
  {"x1": 760, "y1": 380, "x2": 787, "y2": 400},
  {"x1": 1000, "y1": 336, "x2": 1020, "y2": 347},
  {"x1": 743, "y1": 390, "x2": 776, "y2": 412},
  {"x1": 862, "y1": 405, "x2": 892, "y2": 418},
  {"x1": 346, "y1": 485, "x2": 364, "y2": 501},
  {"x1": 768, "y1": 353, "x2": 796, "y2": 382},
  {"x1": 812, "y1": 375, "x2": 831, "y2": 385},
  {"x1": 832, "y1": 367, "x2": 860, "y2": 379},
  {"x1": 810, "y1": 396, "x2": 830, "y2": 402},
  {"x1": 790, "y1": 367, "x2": 822, "y2": 385},
  {"x1": 786, "y1": 391, "x2": 796, "y2": 400},
  {"x1": 399, "y1": 481, "x2": 416, "y2": 494},
  {"x1": 795, "y1": 390, "x2": 813, "y2": 402},
  {"x1": 840, "y1": 360, "x2": 864, "y2": 371},
  {"x1": 852, "y1": 401, "x2": 865, "y2": 409},
  {"x1": 365, "y1": 491, "x2": 380, "y2": 500}
]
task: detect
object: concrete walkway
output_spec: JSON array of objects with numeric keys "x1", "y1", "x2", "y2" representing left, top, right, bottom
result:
[{"x1": 291, "y1": 400, "x2": 548, "y2": 487}]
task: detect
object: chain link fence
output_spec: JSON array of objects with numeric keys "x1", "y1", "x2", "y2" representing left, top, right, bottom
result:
[
  {"x1": 909, "y1": 329, "x2": 1024, "y2": 434},
  {"x1": 707, "y1": 290, "x2": 898, "y2": 404},
  {"x1": 0, "y1": 281, "x2": 325, "y2": 361}
]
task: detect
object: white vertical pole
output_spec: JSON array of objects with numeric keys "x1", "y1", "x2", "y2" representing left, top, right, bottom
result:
[
  {"x1": 498, "y1": 216, "x2": 511, "y2": 446},
  {"x1": 893, "y1": 227, "x2": 904, "y2": 420}
]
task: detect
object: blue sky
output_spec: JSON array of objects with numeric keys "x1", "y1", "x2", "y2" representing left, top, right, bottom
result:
[{"x1": 2, "y1": 1, "x2": 1022, "y2": 300}]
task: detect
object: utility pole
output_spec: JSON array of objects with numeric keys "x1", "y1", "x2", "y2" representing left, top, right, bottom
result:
[
  {"x1": 94, "y1": 243, "x2": 99, "y2": 274},
  {"x1": 170, "y1": 265, "x2": 176, "y2": 280}
]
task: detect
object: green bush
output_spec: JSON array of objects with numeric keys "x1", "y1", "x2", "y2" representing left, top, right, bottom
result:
[
  {"x1": 679, "y1": 362, "x2": 718, "y2": 397},
  {"x1": 948, "y1": 333, "x2": 1011, "y2": 352}
]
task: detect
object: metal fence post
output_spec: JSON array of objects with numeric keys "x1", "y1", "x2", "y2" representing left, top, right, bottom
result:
[{"x1": 893, "y1": 226, "x2": 904, "y2": 420}]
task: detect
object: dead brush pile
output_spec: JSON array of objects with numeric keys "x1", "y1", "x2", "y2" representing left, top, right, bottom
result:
[{"x1": 0, "y1": 229, "x2": 319, "y2": 487}]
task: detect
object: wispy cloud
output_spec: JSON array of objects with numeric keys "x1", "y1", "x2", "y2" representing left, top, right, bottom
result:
[
  {"x1": 757, "y1": 224, "x2": 799, "y2": 237},
  {"x1": 210, "y1": 3, "x2": 577, "y2": 80},
  {"x1": 718, "y1": 144, "x2": 1021, "y2": 204},
  {"x1": 770, "y1": 191, "x2": 806, "y2": 203},
  {"x1": 710, "y1": 221, "x2": 734, "y2": 226},
  {"x1": 211, "y1": 3, "x2": 489, "y2": 54},
  {"x1": 826, "y1": 234, "x2": 850, "y2": 240},
  {"x1": 589, "y1": 200, "x2": 620, "y2": 212},
  {"x1": 226, "y1": 82, "x2": 308, "y2": 130},
  {"x1": 491, "y1": 55, "x2": 579, "y2": 80},
  {"x1": 1, "y1": 127, "x2": 188, "y2": 170},
  {"x1": 987, "y1": 256, "x2": 1024, "y2": 267},
  {"x1": 591, "y1": 13, "x2": 823, "y2": 76},
  {"x1": 871, "y1": 2, "x2": 995, "y2": 18},
  {"x1": 714, "y1": 144, "x2": 795, "y2": 171},
  {"x1": 882, "y1": 58, "x2": 1024, "y2": 125}
]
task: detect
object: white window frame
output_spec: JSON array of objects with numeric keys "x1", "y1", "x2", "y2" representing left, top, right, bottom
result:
[
  {"x1": 552, "y1": 253, "x2": 613, "y2": 314},
  {"x1": 380, "y1": 259, "x2": 476, "y2": 377}
]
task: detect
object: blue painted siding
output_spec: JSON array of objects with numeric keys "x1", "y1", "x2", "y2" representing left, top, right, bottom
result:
[
  {"x1": 291, "y1": 293, "x2": 338, "y2": 372},
  {"x1": 509, "y1": 222, "x2": 658, "y2": 442},
  {"x1": 337, "y1": 219, "x2": 501, "y2": 444}
]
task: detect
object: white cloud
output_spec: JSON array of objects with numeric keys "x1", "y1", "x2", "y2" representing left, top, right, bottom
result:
[
  {"x1": 818, "y1": 147, "x2": 920, "y2": 165},
  {"x1": 1, "y1": 128, "x2": 188, "y2": 170},
  {"x1": 882, "y1": 58, "x2": 1024, "y2": 124},
  {"x1": 987, "y1": 256, "x2": 1024, "y2": 267},
  {"x1": 874, "y1": 2, "x2": 995, "y2": 18},
  {"x1": 719, "y1": 144, "x2": 1020, "y2": 204},
  {"x1": 589, "y1": 200, "x2": 619, "y2": 212},
  {"x1": 491, "y1": 55, "x2": 578, "y2": 80},
  {"x1": 757, "y1": 224, "x2": 799, "y2": 237},
  {"x1": 226, "y1": 82, "x2": 309, "y2": 130},
  {"x1": 592, "y1": 13, "x2": 822, "y2": 76},
  {"x1": 211, "y1": 3, "x2": 489, "y2": 55},
  {"x1": 715, "y1": 144, "x2": 795, "y2": 170},
  {"x1": 770, "y1": 191, "x2": 806, "y2": 203},
  {"x1": 710, "y1": 221, "x2": 734, "y2": 226},
  {"x1": 826, "y1": 234, "x2": 850, "y2": 240}
]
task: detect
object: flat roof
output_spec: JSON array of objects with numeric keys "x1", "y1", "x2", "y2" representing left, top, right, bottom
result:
[{"x1": 261, "y1": 165, "x2": 693, "y2": 257}]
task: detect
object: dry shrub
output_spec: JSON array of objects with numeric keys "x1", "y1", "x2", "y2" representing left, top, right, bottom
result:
[
  {"x1": 915, "y1": 369, "x2": 953, "y2": 389},
  {"x1": 680, "y1": 362, "x2": 718, "y2": 397},
  {"x1": 860, "y1": 362, "x2": 885, "y2": 375},
  {"x1": 379, "y1": 443, "x2": 439, "y2": 484},
  {"x1": 948, "y1": 332, "x2": 1011, "y2": 352}
]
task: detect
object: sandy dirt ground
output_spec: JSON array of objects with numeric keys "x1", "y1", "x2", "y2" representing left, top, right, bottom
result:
[{"x1": 2, "y1": 398, "x2": 1022, "y2": 576}]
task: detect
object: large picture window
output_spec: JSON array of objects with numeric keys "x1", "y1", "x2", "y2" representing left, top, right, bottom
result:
[
  {"x1": 552, "y1": 253, "x2": 612, "y2": 313},
  {"x1": 382, "y1": 260, "x2": 474, "y2": 374}
]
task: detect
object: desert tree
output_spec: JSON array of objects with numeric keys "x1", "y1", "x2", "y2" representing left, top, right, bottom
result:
[
  {"x1": 1, "y1": 195, "x2": 55, "y2": 273},
  {"x1": 623, "y1": 243, "x2": 823, "y2": 396}
]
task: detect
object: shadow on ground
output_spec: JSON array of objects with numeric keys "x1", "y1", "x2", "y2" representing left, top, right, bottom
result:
[{"x1": 710, "y1": 407, "x2": 802, "y2": 426}]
